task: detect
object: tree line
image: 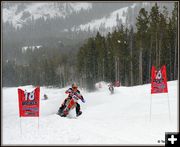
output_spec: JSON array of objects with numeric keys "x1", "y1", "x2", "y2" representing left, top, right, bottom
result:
[
  {"x1": 76, "y1": 2, "x2": 178, "y2": 91},
  {"x1": 2, "y1": 2, "x2": 178, "y2": 91}
]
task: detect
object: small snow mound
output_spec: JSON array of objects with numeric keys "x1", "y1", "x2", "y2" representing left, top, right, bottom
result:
[{"x1": 95, "y1": 81, "x2": 109, "y2": 89}]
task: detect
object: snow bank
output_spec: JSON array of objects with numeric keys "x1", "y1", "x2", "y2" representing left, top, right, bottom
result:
[{"x1": 2, "y1": 81, "x2": 178, "y2": 145}]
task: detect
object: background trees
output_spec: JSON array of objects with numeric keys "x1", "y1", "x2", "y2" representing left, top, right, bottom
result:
[
  {"x1": 2, "y1": 2, "x2": 178, "y2": 91},
  {"x1": 76, "y1": 2, "x2": 178, "y2": 90}
]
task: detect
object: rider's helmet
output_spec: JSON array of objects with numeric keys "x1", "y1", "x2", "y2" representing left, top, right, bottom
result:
[{"x1": 72, "y1": 82, "x2": 78, "y2": 90}]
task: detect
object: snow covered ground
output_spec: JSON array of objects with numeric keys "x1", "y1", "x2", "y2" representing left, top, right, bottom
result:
[{"x1": 2, "y1": 80, "x2": 178, "y2": 145}]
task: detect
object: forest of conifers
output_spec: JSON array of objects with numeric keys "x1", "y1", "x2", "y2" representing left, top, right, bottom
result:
[
  {"x1": 77, "y1": 3, "x2": 178, "y2": 90},
  {"x1": 3, "y1": 3, "x2": 178, "y2": 91}
]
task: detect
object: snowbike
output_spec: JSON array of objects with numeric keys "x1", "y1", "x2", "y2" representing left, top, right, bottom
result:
[
  {"x1": 109, "y1": 86, "x2": 114, "y2": 94},
  {"x1": 57, "y1": 98, "x2": 77, "y2": 117}
]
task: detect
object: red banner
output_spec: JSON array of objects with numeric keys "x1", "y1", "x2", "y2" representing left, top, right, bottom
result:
[
  {"x1": 114, "y1": 80, "x2": 121, "y2": 87},
  {"x1": 151, "y1": 65, "x2": 168, "y2": 94},
  {"x1": 18, "y1": 87, "x2": 40, "y2": 117}
]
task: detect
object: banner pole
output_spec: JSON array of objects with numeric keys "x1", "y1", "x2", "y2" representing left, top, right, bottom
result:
[
  {"x1": 167, "y1": 93, "x2": 171, "y2": 121},
  {"x1": 34, "y1": 117, "x2": 40, "y2": 135},
  {"x1": 38, "y1": 117, "x2": 39, "y2": 130},
  {"x1": 20, "y1": 117, "x2": 22, "y2": 136},
  {"x1": 150, "y1": 94, "x2": 152, "y2": 122}
]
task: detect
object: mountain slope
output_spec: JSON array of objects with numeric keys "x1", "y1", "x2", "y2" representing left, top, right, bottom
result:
[
  {"x1": 2, "y1": 2, "x2": 92, "y2": 28},
  {"x1": 71, "y1": 3, "x2": 136, "y2": 33},
  {"x1": 2, "y1": 2, "x2": 174, "y2": 31},
  {"x1": 71, "y1": 2, "x2": 174, "y2": 34}
]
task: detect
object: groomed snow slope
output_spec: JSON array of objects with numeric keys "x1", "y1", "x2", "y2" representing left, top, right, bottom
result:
[{"x1": 2, "y1": 81, "x2": 178, "y2": 145}]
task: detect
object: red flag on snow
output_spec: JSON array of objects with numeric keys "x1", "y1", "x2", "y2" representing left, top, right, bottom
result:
[
  {"x1": 18, "y1": 87, "x2": 40, "y2": 117},
  {"x1": 151, "y1": 65, "x2": 168, "y2": 94}
]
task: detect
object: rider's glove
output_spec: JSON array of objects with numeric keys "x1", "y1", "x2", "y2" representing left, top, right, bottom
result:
[
  {"x1": 72, "y1": 95, "x2": 78, "y2": 100},
  {"x1": 81, "y1": 98, "x2": 85, "y2": 103}
]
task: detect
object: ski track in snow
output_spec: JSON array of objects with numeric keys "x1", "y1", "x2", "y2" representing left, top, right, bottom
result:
[{"x1": 2, "y1": 81, "x2": 178, "y2": 145}]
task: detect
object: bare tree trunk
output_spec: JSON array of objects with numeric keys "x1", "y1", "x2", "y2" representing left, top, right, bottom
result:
[
  {"x1": 115, "y1": 56, "x2": 119, "y2": 82},
  {"x1": 130, "y1": 57, "x2": 133, "y2": 85},
  {"x1": 115, "y1": 57, "x2": 117, "y2": 82},
  {"x1": 174, "y1": 31, "x2": 177, "y2": 80},
  {"x1": 159, "y1": 33, "x2": 162, "y2": 67},
  {"x1": 139, "y1": 41, "x2": 143, "y2": 85},
  {"x1": 156, "y1": 32, "x2": 158, "y2": 68},
  {"x1": 117, "y1": 57, "x2": 119, "y2": 82},
  {"x1": 102, "y1": 58, "x2": 105, "y2": 81},
  {"x1": 130, "y1": 31, "x2": 133, "y2": 86},
  {"x1": 170, "y1": 45, "x2": 172, "y2": 81},
  {"x1": 149, "y1": 35, "x2": 153, "y2": 83},
  {"x1": 98, "y1": 61, "x2": 101, "y2": 81}
]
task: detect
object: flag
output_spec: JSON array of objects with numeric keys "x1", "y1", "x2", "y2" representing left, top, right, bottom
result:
[
  {"x1": 151, "y1": 65, "x2": 168, "y2": 94},
  {"x1": 18, "y1": 87, "x2": 40, "y2": 117},
  {"x1": 114, "y1": 80, "x2": 120, "y2": 87}
]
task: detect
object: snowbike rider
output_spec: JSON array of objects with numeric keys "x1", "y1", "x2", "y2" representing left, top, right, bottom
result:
[
  {"x1": 58, "y1": 83, "x2": 85, "y2": 117},
  {"x1": 108, "y1": 82, "x2": 114, "y2": 94}
]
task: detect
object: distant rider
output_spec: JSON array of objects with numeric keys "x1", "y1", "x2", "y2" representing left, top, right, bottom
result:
[
  {"x1": 108, "y1": 82, "x2": 114, "y2": 94},
  {"x1": 43, "y1": 94, "x2": 48, "y2": 100}
]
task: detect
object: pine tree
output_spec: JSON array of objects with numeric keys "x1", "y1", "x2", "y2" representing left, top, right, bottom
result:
[
  {"x1": 172, "y1": 2, "x2": 178, "y2": 80},
  {"x1": 129, "y1": 26, "x2": 134, "y2": 86},
  {"x1": 106, "y1": 32, "x2": 115, "y2": 82},
  {"x1": 136, "y1": 8, "x2": 149, "y2": 84},
  {"x1": 149, "y1": 3, "x2": 160, "y2": 68}
]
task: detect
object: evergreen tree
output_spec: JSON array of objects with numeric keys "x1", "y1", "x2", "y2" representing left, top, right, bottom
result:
[
  {"x1": 136, "y1": 8, "x2": 149, "y2": 84},
  {"x1": 171, "y1": 2, "x2": 178, "y2": 80},
  {"x1": 149, "y1": 3, "x2": 160, "y2": 68}
]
